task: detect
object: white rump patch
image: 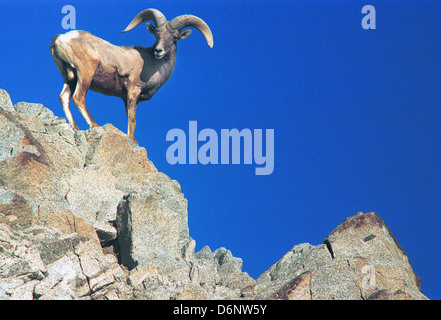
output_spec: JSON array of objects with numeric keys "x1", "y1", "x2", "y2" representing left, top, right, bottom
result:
[{"x1": 58, "y1": 30, "x2": 80, "y2": 43}]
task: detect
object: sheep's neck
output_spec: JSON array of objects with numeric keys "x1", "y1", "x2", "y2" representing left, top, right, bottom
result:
[
  {"x1": 158, "y1": 47, "x2": 176, "y2": 84},
  {"x1": 136, "y1": 46, "x2": 177, "y2": 100}
]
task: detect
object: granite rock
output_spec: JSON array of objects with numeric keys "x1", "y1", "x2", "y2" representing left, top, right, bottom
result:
[{"x1": 0, "y1": 90, "x2": 427, "y2": 300}]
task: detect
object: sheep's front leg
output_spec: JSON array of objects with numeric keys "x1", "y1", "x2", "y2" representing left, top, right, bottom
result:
[{"x1": 125, "y1": 86, "x2": 141, "y2": 144}]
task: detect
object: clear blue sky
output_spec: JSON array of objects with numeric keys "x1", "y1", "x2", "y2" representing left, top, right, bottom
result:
[{"x1": 1, "y1": 0, "x2": 440, "y2": 299}]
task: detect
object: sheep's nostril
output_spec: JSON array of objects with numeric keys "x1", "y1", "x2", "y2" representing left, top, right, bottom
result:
[{"x1": 154, "y1": 48, "x2": 163, "y2": 54}]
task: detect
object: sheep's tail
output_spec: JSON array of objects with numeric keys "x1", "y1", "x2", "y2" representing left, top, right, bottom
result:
[{"x1": 50, "y1": 34, "x2": 60, "y2": 50}]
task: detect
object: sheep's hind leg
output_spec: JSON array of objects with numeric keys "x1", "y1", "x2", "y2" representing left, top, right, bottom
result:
[
  {"x1": 72, "y1": 69, "x2": 99, "y2": 129},
  {"x1": 59, "y1": 83, "x2": 79, "y2": 130}
]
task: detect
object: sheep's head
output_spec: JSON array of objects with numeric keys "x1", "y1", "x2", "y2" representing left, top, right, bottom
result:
[
  {"x1": 146, "y1": 23, "x2": 191, "y2": 59},
  {"x1": 122, "y1": 8, "x2": 213, "y2": 60}
]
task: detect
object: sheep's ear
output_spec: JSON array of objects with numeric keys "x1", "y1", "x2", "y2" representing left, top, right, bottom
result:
[
  {"x1": 146, "y1": 23, "x2": 156, "y2": 34},
  {"x1": 178, "y1": 29, "x2": 192, "y2": 40}
]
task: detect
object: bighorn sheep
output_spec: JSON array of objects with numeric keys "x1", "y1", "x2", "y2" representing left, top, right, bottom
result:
[{"x1": 50, "y1": 8, "x2": 213, "y2": 143}]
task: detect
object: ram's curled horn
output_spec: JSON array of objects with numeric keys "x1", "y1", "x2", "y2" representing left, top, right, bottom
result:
[
  {"x1": 169, "y1": 15, "x2": 214, "y2": 48},
  {"x1": 121, "y1": 8, "x2": 168, "y2": 33}
]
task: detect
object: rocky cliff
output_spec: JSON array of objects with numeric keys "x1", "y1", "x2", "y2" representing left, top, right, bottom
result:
[{"x1": 0, "y1": 89, "x2": 428, "y2": 300}]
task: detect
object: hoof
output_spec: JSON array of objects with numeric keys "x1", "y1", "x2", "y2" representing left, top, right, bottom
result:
[{"x1": 129, "y1": 136, "x2": 139, "y2": 144}]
